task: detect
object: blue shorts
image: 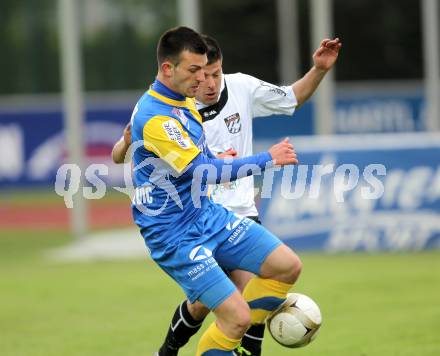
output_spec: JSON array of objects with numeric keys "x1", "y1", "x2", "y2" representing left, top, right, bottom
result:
[{"x1": 144, "y1": 202, "x2": 282, "y2": 310}]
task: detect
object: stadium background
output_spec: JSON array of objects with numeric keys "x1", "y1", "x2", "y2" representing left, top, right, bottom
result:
[{"x1": 1, "y1": 0, "x2": 439, "y2": 355}]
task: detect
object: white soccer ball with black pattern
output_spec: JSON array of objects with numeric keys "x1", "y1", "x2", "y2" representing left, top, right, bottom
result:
[{"x1": 267, "y1": 293, "x2": 322, "y2": 348}]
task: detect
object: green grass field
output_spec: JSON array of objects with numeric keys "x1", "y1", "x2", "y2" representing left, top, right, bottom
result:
[{"x1": 1, "y1": 230, "x2": 439, "y2": 356}]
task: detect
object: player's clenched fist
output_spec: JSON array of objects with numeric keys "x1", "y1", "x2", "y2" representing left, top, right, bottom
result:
[{"x1": 268, "y1": 137, "x2": 298, "y2": 166}]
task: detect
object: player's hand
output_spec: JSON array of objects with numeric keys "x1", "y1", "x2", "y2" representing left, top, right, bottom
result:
[
  {"x1": 268, "y1": 138, "x2": 298, "y2": 166},
  {"x1": 217, "y1": 148, "x2": 238, "y2": 159},
  {"x1": 123, "y1": 122, "x2": 131, "y2": 146},
  {"x1": 313, "y1": 38, "x2": 342, "y2": 72}
]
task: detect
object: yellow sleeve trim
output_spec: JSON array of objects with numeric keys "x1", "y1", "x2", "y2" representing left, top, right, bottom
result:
[{"x1": 142, "y1": 116, "x2": 200, "y2": 173}]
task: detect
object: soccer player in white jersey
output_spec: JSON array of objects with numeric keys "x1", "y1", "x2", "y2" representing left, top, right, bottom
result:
[{"x1": 112, "y1": 33, "x2": 341, "y2": 356}]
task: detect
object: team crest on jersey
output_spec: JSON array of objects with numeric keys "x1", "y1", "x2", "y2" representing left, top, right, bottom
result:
[{"x1": 224, "y1": 113, "x2": 241, "y2": 134}]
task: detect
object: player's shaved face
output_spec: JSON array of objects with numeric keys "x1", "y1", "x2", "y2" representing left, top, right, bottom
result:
[
  {"x1": 172, "y1": 50, "x2": 207, "y2": 98},
  {"x1": 196, "y1": 60, "x2": 222, "y2": 105}
]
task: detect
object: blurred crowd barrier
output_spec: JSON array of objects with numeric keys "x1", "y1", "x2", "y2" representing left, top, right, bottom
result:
[
  {"x1": 1, "y1": 85, "x2": 438, "y2": 252},
  {"x1": 257, "y1": 134, "x2": 440, "y2": 252},
  {"x1": 0, "y1": 98, "x2": 131, "y2": 188},
  {"x1": 0, "y1": 84, "x2": 427, "y2": 188}
]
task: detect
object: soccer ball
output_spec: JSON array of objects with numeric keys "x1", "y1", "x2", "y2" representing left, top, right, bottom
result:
[{"x1": 267, "y1": 293, "x2": 322, "y2": 348}]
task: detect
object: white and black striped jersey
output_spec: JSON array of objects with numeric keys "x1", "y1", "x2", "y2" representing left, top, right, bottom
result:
[{"x1": 197, "y1": 73, "x2": 298, "y2": 217}]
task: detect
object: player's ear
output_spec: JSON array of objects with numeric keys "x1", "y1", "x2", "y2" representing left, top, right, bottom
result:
[{"x1": 161, "y1": 61, "x2": 174, "y2": 77}]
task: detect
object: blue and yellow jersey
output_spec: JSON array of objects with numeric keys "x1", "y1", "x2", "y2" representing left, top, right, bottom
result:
[{"x1": 131, "y1": 80, "x2": 211, "y2": 249}]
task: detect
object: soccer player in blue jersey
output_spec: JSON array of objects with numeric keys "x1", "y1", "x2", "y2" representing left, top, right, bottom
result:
[
  {"x1": 156, "y1": 35, "x2": 340, "y2": 356},
  {"x1": 130, "y1": 26, "x2": 302, "y2": 356},
  {"x1": 113, "y1": 30, "x2": 341, "y2": 355}
]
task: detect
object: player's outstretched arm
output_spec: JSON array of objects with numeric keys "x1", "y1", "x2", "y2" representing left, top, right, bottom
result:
[
  {"x1": 111, "y1": 123, "x2": 131, "y2": 164},
  {"x1": 292, "y1": 38, "x2": 342, "y2": 106},
  {"x1": 185, "y1": 138, "x2": 298, "y2": 184}
]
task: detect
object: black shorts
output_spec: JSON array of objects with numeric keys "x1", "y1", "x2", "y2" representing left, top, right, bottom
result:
[{"x1": 247, "y1": 216, "x2": 262, "y2": 225}]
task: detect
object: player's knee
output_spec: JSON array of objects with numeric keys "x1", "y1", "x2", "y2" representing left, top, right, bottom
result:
[
  {"x1": 262, "y1": 246, "x2": 302, "y2": 284},
  {"x1": 218, "y1": 300, "x2": 251, "y2": 336},
  {"x1": 214, "y1": 291, "x2": 251, "y2": 339},
  {"x1": 278, "y1": 251, "x2": 302, "y2": 284},
  {"x1": 287, "y1": 253, "x2": 302, "y2": 284},
  {"x1": 231, "y1": 304, "x2": 251, "y2": 334}
]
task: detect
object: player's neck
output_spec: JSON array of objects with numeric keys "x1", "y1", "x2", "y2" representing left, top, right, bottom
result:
[{"x1": 154, "y1": 75, "x2": 185, "y2": 100}]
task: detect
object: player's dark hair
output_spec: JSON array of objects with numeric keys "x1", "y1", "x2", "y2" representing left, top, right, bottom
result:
[
  {"x1": 157, "y1": 26, "x2": 207, "y2": 66},
  {"x1": 201, "y1": 34, "x2": 223, "y2": 65}
]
